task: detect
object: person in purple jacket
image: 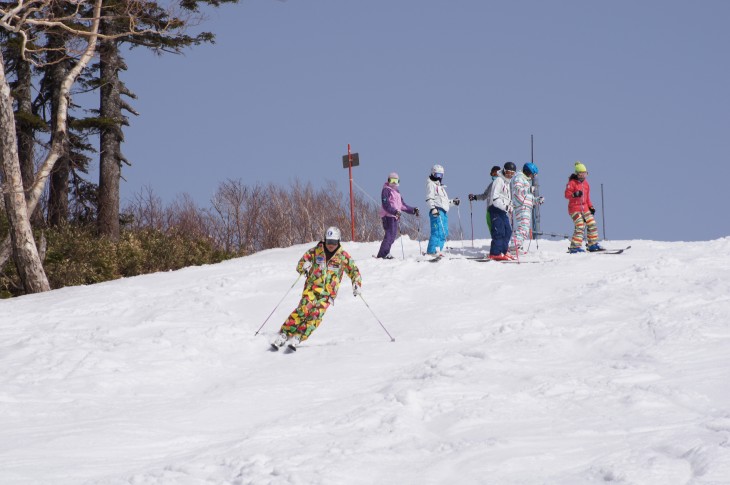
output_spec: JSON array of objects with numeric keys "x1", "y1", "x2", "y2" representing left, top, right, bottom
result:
[{"x1": 376, "y1": 172, "x2": 420, "y2": 259}]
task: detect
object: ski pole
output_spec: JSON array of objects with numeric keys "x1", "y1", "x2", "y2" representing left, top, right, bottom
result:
[
  {"x1": 416, "y1": 216, "x2": 423, "y2": 255},
  {"x1": 399, "y1": 227, "x2": 405, "y2": 260},
  {"x1": 254, "y1": 273, "x2": 302, "y2": 336},
  {"x1": 358, "y1": 294, "x2": 395, "y2": 342},
  {"x1": 469, "y1": 199, "x2": 474, "y2": 248},
  {"x1": 534, "y1": 231, "x2": 570, "y2": 239},
  {"x1": 456, "y1": 204, "x2": 465, "y2": 248}
]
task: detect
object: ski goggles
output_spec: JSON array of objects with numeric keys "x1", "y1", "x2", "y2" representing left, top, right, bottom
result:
[
  {"x1": 388, "y1": 177, "x2": 399, "y2": 185},
  {"x1": 432, "y1": 173, "x2": 443, "y2": 180},
  {"x1": 325, "y1": 239, "x2": 340, "y2": 246}
]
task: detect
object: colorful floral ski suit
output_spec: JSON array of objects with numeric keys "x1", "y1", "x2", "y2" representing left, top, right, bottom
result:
[{"x1": 280, "y1": 242, "x2": 362, "y2": 341}]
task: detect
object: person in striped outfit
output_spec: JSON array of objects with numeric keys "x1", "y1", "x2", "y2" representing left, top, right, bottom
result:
[
  {"x1": 564, "y1": 161, "x2": 603, "y2": 253},
  {"x1": 509, "y1": 162, "x2": 544, "y2": 255}
]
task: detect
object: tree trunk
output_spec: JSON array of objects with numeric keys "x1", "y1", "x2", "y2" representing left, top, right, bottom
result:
[
  {"x1": 10, "y1": 44, "x2": 44, "y2": 226},
  {"x1": 16, "y1": 59, "x2": 34, "y2": 188},
  {"x1": 97, "y1": 30, "x2": 122, "y2": 240},
  {"x1": 46, "y1": 38, "x2": 70, "y2": 227},
  {"x1": 0, "y1": 51, "x2": 51, "y2": 293}
]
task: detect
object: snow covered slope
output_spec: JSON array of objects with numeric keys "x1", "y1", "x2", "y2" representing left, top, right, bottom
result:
[{"x1": 2, "y1": 238, "x2": 730, "y2": 484}]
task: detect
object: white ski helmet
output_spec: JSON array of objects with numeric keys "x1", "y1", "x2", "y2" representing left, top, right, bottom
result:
[
  {"x1": 324, "y1": 226, "x2": 341, "y2": 244},
  {"x1": 431, "y1": 164, "x2": 445, "y2": 178}
]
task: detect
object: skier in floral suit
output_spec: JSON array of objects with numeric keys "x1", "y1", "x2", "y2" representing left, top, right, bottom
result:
[
  {"x1": 564, "y1": 161, "x2": 603, "y2": 253},
  {"x1": 509, "y1": 162, "x2": 544, "y2": 255},
  {"x1": 271, "y1": 226, "x2": 362, "y2": 350}
]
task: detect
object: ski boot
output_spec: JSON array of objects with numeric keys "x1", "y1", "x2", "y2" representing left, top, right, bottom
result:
[
  {"x1": 587, "y1": 243, "x2": 605, "y2": 252},
  {"x1": 568, "y1": 246, "x2": 586, "y2": 254},
  {"x1": 287, "y1": 335, "x2": 301, "y2": 352},
  {"x1": 270, "y1": 332, "x2": 289, "y2": 351}
]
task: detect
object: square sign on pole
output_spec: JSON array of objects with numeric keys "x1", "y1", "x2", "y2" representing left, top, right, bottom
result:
[
  {"x1": 342, "y1": 144, "x2": 359, "y2": 241},
  {"x1": 342, "y1": 153, "x2": 360, "y2": 168}
]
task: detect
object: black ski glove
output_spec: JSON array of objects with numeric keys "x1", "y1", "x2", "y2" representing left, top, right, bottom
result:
[
  {"x1": 572, "y1": 190, "x2": 583, "y2": 198},
  {"x1": 468, "y1": 194, "x2": 476, "y2": 201},
  {"x1": 589, "y1": 206, "x2": 596, "y2": 215},
  {"x1": 413, "y1": 207, "x2": 420, "y2": 216},
  {"x1": 452, "y1": 198, "x2": 460, "y2": 206}
]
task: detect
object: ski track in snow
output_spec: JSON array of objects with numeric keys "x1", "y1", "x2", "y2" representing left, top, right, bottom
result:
[{"x1": 2, "y1": 238, "x2": 730, "y2": 484}]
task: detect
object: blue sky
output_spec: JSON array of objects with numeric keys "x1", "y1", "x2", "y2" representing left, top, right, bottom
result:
[{"x1": 119, "y1": 0, "x2": 730, "y2": 241}]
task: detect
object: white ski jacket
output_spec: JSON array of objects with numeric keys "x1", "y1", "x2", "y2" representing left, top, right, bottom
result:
[
  {"x1": 425, "y1": 178, "x2": 451, "y2": 212},
  {"x1": 489, "y1": 172, "x2": 512, "y2": 212}
]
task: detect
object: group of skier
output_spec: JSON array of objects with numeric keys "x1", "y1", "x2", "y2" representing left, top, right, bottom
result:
[
  {"x1": 466, "y1": 161, "x2": 545, "y2": 260},
  {"x1": 270, "y1": 161, "x2": 603, "y2": 351}
]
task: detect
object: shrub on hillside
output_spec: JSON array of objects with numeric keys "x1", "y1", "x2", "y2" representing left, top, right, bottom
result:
[{"x1": 0, "y1": 224, "x2": 231, "y2": 298}]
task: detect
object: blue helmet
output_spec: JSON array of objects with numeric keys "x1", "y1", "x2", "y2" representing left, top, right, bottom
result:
[{"x1": 523, "y1": 162, "x2": 539, "y2": 176}]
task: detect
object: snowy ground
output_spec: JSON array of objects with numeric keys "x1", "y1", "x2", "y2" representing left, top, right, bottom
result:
[{"x1": 2, "y1": 237, "x2": 730, "y2": 485}]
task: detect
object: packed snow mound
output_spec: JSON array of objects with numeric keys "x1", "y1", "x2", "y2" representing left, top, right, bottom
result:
[{"x1": 2, "y1": 238, "x2": 730, "y2": 484}]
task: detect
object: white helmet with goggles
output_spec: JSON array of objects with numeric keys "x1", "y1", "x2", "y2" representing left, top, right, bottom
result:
[{"x1": 324, "y1": 226, "x2": 341, "y2": 245}]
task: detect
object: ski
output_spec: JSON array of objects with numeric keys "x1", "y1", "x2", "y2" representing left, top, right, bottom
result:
[
  {"x1": 469, "y1": 258, "x2": 547, "y2": 264},
  {"x1": 268, "y1": 343, "x2": 299, "y2": 353},
  {"x1": 567, "y1": 245, "x2": 631, "y2": 255},
  {"x1": 416, "y1": 254, "x2": 445, "y2": 262},
  {"x1": 592, "y1": 245, "x2": 632, "y2": 255}
]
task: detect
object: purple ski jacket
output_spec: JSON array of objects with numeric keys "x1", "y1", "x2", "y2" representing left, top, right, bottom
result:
[{"x1": 379, "y1": 182, "x2": 416, "y2": 218}]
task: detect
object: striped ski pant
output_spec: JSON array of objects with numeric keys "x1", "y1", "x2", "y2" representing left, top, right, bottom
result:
[
  {"x1": 280, "y1": 289, "x2": 332, "y2": 341},
  {"x1": 569, "y1": 211, "x2": 598, "y2": 248},
  {"x1": 512, "y1": 206, "x2": 532, "y2": 249}
]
